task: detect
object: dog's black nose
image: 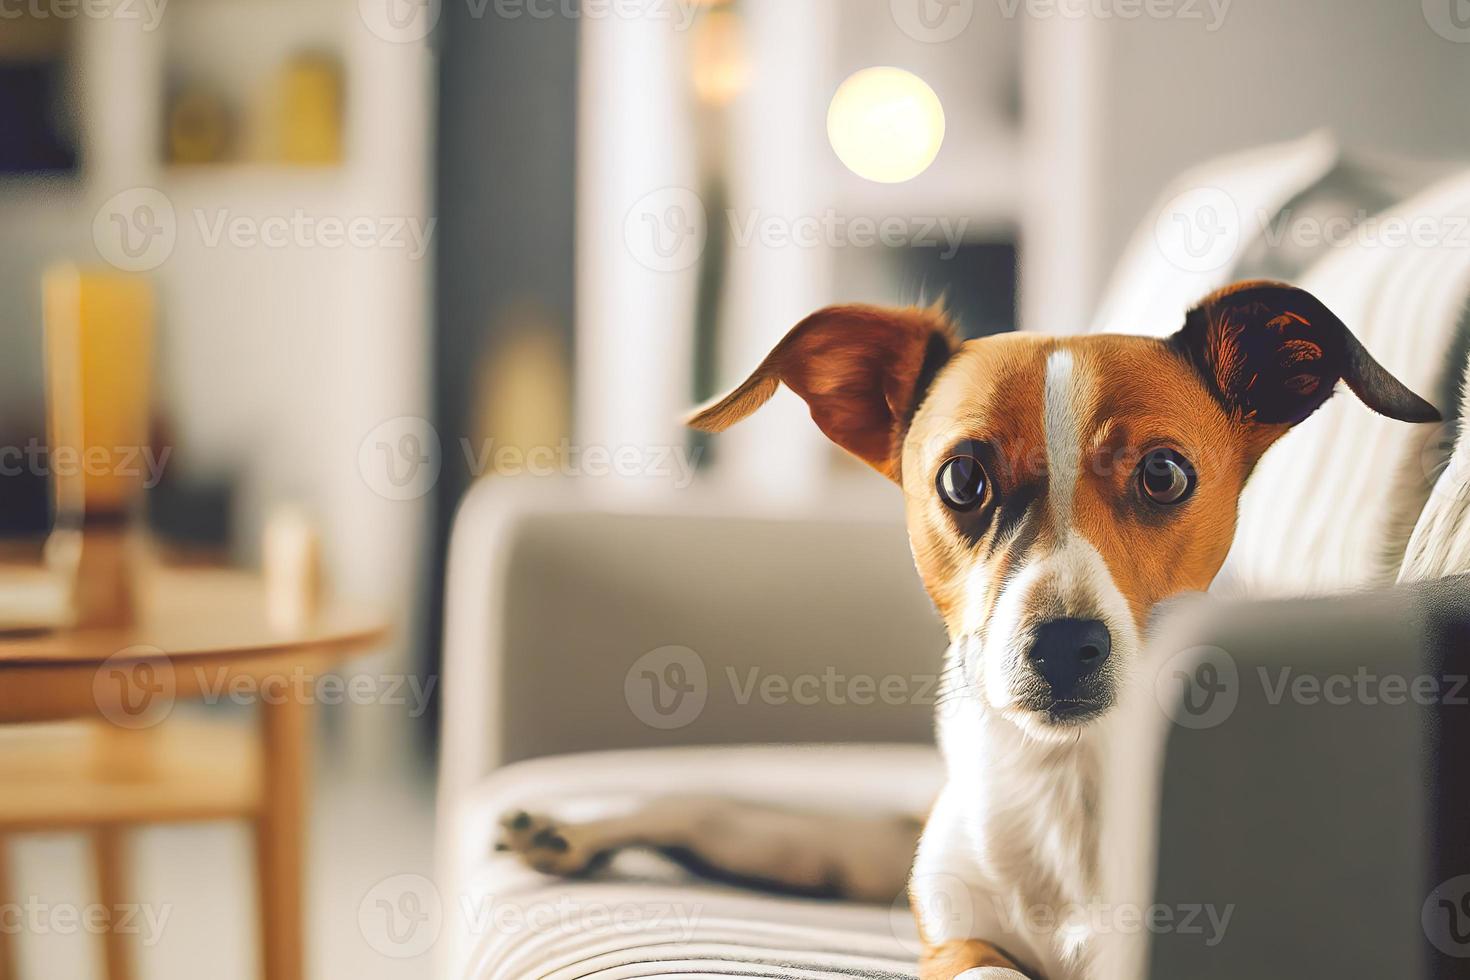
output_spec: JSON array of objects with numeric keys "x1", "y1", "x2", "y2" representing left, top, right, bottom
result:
[{"x1": 1027, "y1": 618, "x2": 1112, "y2": 700}]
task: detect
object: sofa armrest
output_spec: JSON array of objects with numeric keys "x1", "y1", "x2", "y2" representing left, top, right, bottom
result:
[
  {"x1": 437, "y1": 478, "x2": 946, "y2": 827},
  {"x1": 1106, "y1": 576, "x2": 1470, "y2": 980}
]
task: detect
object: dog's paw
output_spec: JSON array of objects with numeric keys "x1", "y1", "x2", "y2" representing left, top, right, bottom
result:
[{"x1": 494, "y1": 810, "x2": 598, "y2": 877}]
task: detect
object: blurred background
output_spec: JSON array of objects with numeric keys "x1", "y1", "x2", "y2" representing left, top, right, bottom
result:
[{"x1": 2, "y1": 0, "x2": 1470, "y2": 977}]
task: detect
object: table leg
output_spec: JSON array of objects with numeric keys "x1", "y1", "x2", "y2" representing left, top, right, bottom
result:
[
  {"x1": 0, "y1": 837, "x2": 14, "y2": 980},
  {"x1": 256, "y1": 695, "x2": 310, "y2": 980},
  {"x1": 93, "y1": 826, "x2": 132, "y2": 980}
]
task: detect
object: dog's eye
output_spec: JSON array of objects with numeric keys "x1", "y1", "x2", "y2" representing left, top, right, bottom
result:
[
  {"x1": 1139, "y1": 449, "x2": 1196, "y2": 505},
  {"x1": 937, "y1": 455, "x2": 986, "y2": 511}
]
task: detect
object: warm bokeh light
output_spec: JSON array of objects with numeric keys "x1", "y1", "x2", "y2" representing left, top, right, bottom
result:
[
  {"x1": 690, "y1": 9, "x2": 749, "y2": 108},
  {"x1": 826, "y1": 67, "x2": 945, "y2": 184}
]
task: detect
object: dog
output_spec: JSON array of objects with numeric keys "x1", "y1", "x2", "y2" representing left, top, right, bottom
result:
[{"x1": 496, "y1": 280, "x2": 1440, "y2": 979}]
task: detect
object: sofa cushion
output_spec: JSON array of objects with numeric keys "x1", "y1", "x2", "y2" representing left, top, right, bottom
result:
[{"x1": 444, "y1": 744, "x2": 943, "y2": 979}]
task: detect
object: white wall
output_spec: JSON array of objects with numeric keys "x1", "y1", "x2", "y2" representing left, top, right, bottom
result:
[{"x1": 1096, "y1": 0, "x2": 1470, "y2": 288}]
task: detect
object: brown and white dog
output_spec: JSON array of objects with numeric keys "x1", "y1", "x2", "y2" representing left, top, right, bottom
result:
[{"x1": 497, "y1": 281, "x2": 1440, "y2": 980}]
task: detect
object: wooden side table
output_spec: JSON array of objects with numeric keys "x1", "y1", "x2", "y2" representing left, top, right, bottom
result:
[{"x1": 0, "y1": 565, "x2": 388, "y2": 980}]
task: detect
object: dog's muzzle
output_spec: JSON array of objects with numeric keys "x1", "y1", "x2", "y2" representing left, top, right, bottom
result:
[{"x1": 1023, "y1": 617, "x2": 1113, "y2": 721}]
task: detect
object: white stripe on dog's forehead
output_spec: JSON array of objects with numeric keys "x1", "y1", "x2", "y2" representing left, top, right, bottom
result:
[{"x1": 1043, "y1": 349, "x2": 1086, "y2": 528}]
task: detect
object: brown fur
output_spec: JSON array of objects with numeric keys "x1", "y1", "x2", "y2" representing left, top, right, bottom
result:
[
  {"x1": 918, "y1": 939, "x2": 1032, "y2": 979},
  {"x1": 688, "y1": 303, "x2": 960, "y2": 479}
]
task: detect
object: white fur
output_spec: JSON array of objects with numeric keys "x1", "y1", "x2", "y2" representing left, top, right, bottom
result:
[
  {"x1": 1044, "y1": 350, "x2": 1082, "y2": 528},
  {"x1": 919, "y1": 650, "x2": 1118, "y2": 979}
]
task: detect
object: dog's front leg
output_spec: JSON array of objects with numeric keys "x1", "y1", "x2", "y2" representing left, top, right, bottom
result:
[{"x1": 911, "y1": 786, "x2": 1039, "y2": 980}]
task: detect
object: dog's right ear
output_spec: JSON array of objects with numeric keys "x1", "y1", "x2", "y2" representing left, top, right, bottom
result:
[{"x1": 687, "y1": 304, "x2": 960, "y2": 481}]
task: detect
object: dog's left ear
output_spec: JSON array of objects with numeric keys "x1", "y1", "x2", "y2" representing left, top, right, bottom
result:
[
  {"x1": 1170, "y1": 280, "x2": 1441, "y2": 429},
  {"x1": 687, "y1": 304, "x2": 960, "y2": 480}
]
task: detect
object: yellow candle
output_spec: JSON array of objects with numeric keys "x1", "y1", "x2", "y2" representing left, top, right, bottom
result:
[{"x1": 43, "y1": 265, "x2": 155, "y2": 519}]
